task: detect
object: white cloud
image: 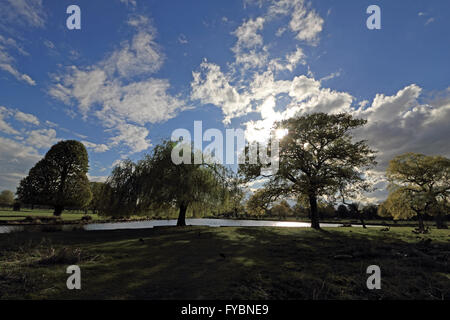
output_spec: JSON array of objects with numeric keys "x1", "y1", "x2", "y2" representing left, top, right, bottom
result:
[
  {"x1": 120, "y1": 0, "x2": 137, "y2": 7},
  {"x1": 231, "y1": 17, "x2": 268, "y2": 71},
  {"x1": 320, "y1": 70, "x2": 341, "y2": 82},
  {"x1": 232, "y1": 17, "x2": 265, "y2": 50},
  {"x1": 0, "y1": 32, "x2": 36, "y2": 86},
  {"x1": 0, "y1": 106, "x2": 19, "y2": 135},
  {"x1": 425, "y1": 18, "x2": 435, "y2": 26},
  {"x1": 82, "y1": 141, "x2": 110, "y2": 153},
  {"x1": 109, "y1": 123, "x2": 151, "y2": 153},
  {"x1": 346, "y1": 85, "x2": 450, "y2": 202},
  {"x1": 102, "y1": 30, "x2": 164, "y2": 78},
  {"x1": 268, "y1": 0, "x2": 324, "y2": 44},
  {"x1": 26, "y1": 129, "x2": 59, "y2": 149},
  {"x1": 178, "y1": 33, "x2": 188, "y2": 44},
  {"x1": 49, "y1": 18, "x2": 186, "y2": 154},
  {"x1": 0, "y1": 35, "x2": 28, "y2": 56},
  {"x1": 0, "y1": 0, "x2": 46, "y2": 28},
  {"x1": 87, "y1": 174, "x2": 108, "y2": 183},
  {"x1": 269, "y1": 47, "x2": 305, "y2": 72},
  {"x1": 191, "y1": 61, "x2": 252, "y2": 123},
  {"x1": 0, "y1": 136, "x2": 42, "y2": 191},
  {"x1": 43, "y1": 39, "x2": 55, "y2": 49},
  {"x1": 14, "y1": 110, "x2": 40, "y2": 125},
  {"x1": 0, "y1": 63, "x2": 36, "y2": 86}
]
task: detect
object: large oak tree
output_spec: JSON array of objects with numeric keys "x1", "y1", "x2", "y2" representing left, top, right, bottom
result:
[{"x1": 239, "y1": 113, "x2": 376, "y2": 230}]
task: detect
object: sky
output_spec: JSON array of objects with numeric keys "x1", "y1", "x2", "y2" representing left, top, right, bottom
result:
[{"x1": 0, "y1": 0, "x2": 449, "y2": 203}]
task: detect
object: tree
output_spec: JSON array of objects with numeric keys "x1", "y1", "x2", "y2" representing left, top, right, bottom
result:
[
  {"x1": 337, "y1": 204, "x2": 349, "y2": 219},
  {"x1": 347, "y1": 202, "x2": 367, "y2": 228},
  {"x1": 246, "y1": 189, "x2": 270, "y2": 216},
  {"x1": 98, "y1": 160, "x2": 140, "y2": 217},
  {"x1": 228, "y1": 175, "x2": 245, "y2": 217},
  {"x1": 87, "y1": 182, "x2": 105, "y2": 214},
  {"x1": 0, "y1": 190, "x2": 14, "y2": 206},
  {"x1": 239, "y1": 113, "x2": 376, "y2": 229},
  {"x1": 382, "y1": 153, "x2": 450, "y2": 231},
  {"x1": 17, "y1": 140, "x2": 92, "y2": 216},
  {"x1": 271, "y1": 200, "x2": 292, "y2": 219},
  {"x1": 137, "y1": 141, "x2": 229, "y2": 226}
]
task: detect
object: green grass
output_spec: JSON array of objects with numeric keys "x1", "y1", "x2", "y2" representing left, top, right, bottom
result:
[
  {"x1": 0, "y1": 226, "x2": 449, "y2": 299},
  {"x1": 0, "y1": 208, "x2": 100, "y2": 222}
]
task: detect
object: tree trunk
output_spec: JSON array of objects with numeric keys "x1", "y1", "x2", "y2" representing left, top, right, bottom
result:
[
  {"x1": 360, "y1": 213, "x2": 367, "y2": 229},
  {"x1": 434, "y1": 213, "x2": 448, "y2": 229},
  {"x1": 308, "y1": 194, "x2": 320, "y2": 230},
  {"x1": 177, "y1": 202, "x2": 188, "y2": 226},
  {"x1": 417, "y1": 213, "x2": 425, "y2": 233},
  {"x1": 54, "y1": 205, "x2": 64, "y2": 216}
]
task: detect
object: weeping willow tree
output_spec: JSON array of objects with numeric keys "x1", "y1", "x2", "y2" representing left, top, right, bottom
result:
[
  {"x1": 139, "y1": 140, "x2": 232, "y2": 226},
  {"x1": 100, "y1": 140, "x2": 232, "y2": 224},
  {"x1": 379, "y1": 153, "x2": 450, "y2": 232}
]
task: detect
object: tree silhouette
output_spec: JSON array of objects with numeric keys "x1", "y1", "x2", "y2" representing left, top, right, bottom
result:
[
  {"x1": 239, "y1": 113, "x2": 376, "y2": 230},
  {"x1": 17, "y1": 140, "x2": 92, "y2": 216}
]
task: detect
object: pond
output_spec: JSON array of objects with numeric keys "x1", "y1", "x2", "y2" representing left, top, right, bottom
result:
[{"x1": 0, "y1": 218, "x2": 377, "y2": 234}]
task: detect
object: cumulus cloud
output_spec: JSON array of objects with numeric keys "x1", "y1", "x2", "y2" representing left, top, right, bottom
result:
[
  {"x1": 268, "y1": 0, "x2": 324, "y2": 43},
  {"x1": 0, "y1": 137, "x2": 42, "y2": 191},
  {"x1": 82, "y1": 141, "x2": 110, "y2": 153},
  {"x1": 109, "y1": 123, "x2": 151, "y2": 153},
  {"x1": 49, "y1": 16, "x2": 186, "y2": 154},
  {"x1": 26, "y1": 129, "x2": 59, "y2": 149},
  {"x1": 191, "y1": 61, "x2": 252, "y2": 123},
  {"x1": 353, "y1": 85, "x2": 450, "y2": 168},
  {"x1": 102, "y1": 30, "x2": 164, "y2": 78}
]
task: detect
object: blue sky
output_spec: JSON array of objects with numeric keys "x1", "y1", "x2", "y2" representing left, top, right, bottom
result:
[{"x1": 0, "y1": 0, "x2": 449, "y2": 202}]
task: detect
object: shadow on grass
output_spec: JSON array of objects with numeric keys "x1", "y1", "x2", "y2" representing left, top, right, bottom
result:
[{"x1": 0, "y1": 226, "x2": 449, "y2": 300}]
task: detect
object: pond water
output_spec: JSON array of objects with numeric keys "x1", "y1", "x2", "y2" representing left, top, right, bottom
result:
[{"x1": 0, "y1": 218, "x2": 377, "y2": 234}]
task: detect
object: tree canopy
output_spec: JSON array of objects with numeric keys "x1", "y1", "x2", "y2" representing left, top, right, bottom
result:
[
  {"x1": 0, "y1": 190, "x2": 14, "y2": 206},
  {"x1": 380, "y1": 153, "x2": 450, "y2": 231},
  {"x1": 17, "y1": 140, "x2": 92, "y2": 216},
  {"x1": 99, "y1": 140, "x2": 232, "y2": 225},
  {"x1": 239, "y1": 112, "x2": 376, "y2": 229}
]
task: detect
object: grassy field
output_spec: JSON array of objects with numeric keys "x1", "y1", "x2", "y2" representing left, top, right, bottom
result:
[
  {"x1": 0, "y1": 208, "x2": 100, "y2": 222},
  {"x1": 0, "y1": 226, "x2": 449, "y2": 299}
]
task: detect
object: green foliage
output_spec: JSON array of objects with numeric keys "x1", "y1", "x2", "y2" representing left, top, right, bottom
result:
[
  {"x1": 98, "y1": 160, "x2": 139, "y2": 217},
  {"x1": 87, "y1": 182, "x2": 105, "y2": 214},
  {"x1": 17, "y1": 140, "x2": 92, "y2": 216},
  {"x1": 239, "y1": 113, "x2": 376, "y2": 229},
  {"x1": 271, "y1": 200, "x2": 292, "y2": 219},
  {"x1": 245, "y1": 189, "x2": 270, "y2": 216},
  {"x1": 381, "y1": 153, "x2": 450, "y2": 230},
  {"x1": 99, "y1": 141, "x2": 233, "y2": 224},
  {"x1": 0, "y1": 190, "x2": 14, "y2": 206}
]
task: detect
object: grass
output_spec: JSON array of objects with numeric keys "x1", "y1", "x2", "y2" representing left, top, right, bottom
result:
[
  {"x1": 0, "y1": 226, "x2": 449, "y2": 299},
  {"x1": 0, "y1": 208, "x2": 101, "y2": 222}
]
